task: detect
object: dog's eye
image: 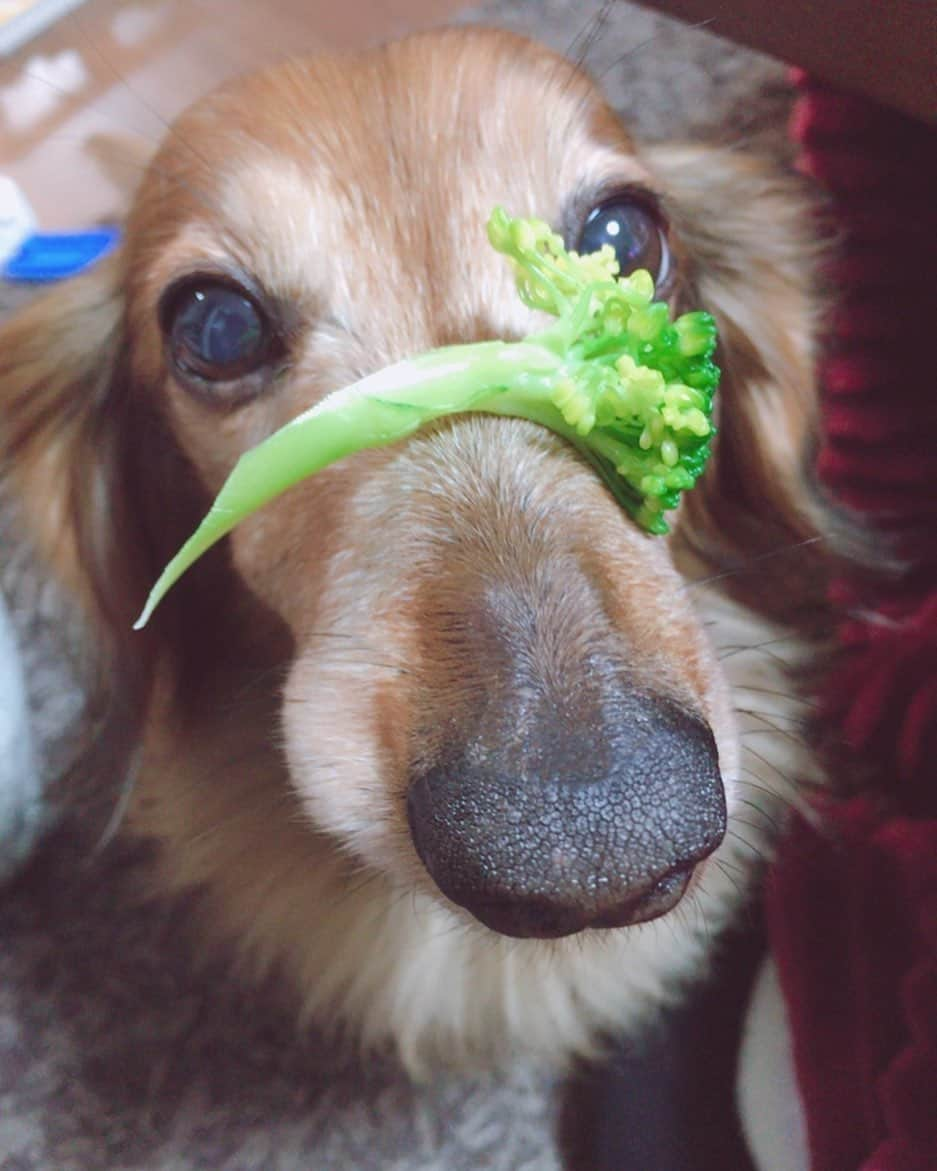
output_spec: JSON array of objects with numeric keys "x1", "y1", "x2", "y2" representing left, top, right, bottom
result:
[
  {"x1": 167, "y1": 282, "x2": 272, "y2": 384},
  {"x1": 577, "y1": 197, "x2": 671, "y2": 289}
]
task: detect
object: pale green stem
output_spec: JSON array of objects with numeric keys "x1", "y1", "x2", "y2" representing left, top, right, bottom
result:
[{"x1": 135, "y1": 340, "x2": 563, "y2": 628}]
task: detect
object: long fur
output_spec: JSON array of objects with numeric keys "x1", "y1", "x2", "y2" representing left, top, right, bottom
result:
[{"x1": 0, "y1": 27, "x2": 836, "y2": 1074}]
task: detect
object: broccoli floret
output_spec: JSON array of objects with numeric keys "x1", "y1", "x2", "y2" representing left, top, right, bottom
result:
[
  {"x1": 484, "y1": 208, "x2": 717, "y2": 526},
  {"x1": 135, "y1": 207, "x2": 718, "y2": 628}
]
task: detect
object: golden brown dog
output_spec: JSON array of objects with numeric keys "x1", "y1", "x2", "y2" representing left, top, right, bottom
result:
[{"x1": 0, "y1": 28, "x2": 832, "y2": 1073}]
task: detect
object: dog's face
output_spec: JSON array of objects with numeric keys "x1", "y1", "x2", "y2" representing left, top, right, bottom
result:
[
  {"x1": 129, "y1": 31, "x2": 741, "y2": 938},
  {"x1": 1, "y1": 28, "x2": 825, "y2": 1065}
]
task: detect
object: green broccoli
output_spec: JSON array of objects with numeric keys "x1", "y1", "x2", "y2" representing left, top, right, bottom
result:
[{"x1": 135, "y1": 207, "x2": 719, "y2": 628}]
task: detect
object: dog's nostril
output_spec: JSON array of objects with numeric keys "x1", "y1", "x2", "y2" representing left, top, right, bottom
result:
[
  {"x1": 407, "y1": 691, "x2": 726, "y2": 939},
  {"x1": 593, "y1": 865, "x2": 694, "y2": 929}
]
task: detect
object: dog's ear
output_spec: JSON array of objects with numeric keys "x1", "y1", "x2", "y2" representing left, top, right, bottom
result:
[
  {"x1": 0, "y1": 256, "x2": 227, "y2": 810},
  {"x1": 0, "y1": 250, "x2": 215, "y2": 638},
  {"x1": 0, "y1": 257, "x2": 164, "y2": 801},
  {"x1": 1, "y1": 258, "x2": 266, "y2": 762},
  {"x1": 645, "y1": 144, "x2": 833, "y2": 603},
  {"x1": 0, "y1": 258, "x2": 138, "y2": 627}
]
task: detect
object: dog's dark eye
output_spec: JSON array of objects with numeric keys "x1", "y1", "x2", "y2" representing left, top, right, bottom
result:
[
  {"x1": 577, "y1": 197, "x2": 671, "y2": 288},
  {"x1": 167, "y1": 282, "x2": 272, "y2": 384}
]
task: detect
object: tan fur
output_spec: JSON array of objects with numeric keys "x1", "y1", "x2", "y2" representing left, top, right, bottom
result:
[{"x1": 0, "y1": 28, "x2": 830, "y2": 1073}]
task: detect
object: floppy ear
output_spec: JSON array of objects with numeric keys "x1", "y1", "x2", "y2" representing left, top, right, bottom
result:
[
  {"x1": 0, "y1": 257, "x2": 220, "y2": 799},
  {"x1": 0, "y1": 259, "x2": 138, "y2": 626},
  {"x1": 0, "y1": 252, "x2": 214, "y2": 631},
  {"x1": 644, "y1": 144, "x2": 833, "y2": 607},
  {"x1": 0, "y1": 260, "x2": 155, "y2": 806},
  {"x1": 1, "y1": 260, "x2": 272, "y2": 786}
]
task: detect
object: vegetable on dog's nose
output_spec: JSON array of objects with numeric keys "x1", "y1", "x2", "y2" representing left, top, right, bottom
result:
[{"x1": 135, "y1": 207, "x2": 719, "y2": 629}]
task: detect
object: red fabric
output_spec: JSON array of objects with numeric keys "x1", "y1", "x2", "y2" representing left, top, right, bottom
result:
[
  {"x1": 766, "y1": 73, "x2": 937, "y2": 1171},
  {"x1": 766, "y1": 807, "x2": 937, "y2": 1171}
]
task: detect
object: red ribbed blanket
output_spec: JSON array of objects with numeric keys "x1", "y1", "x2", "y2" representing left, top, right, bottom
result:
[{"x1": 767, "y1": 74, "x2": 937, "y2": 1171}]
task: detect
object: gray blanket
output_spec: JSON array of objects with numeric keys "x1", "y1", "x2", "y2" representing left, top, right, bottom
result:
[{"x1": 0, "y1": 4, "x2": 787, "y2": 1167}]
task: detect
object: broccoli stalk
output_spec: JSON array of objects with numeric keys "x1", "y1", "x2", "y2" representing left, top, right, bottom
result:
[{"x1": 135, "y1": 207, "x2": 718, "y2": 629}]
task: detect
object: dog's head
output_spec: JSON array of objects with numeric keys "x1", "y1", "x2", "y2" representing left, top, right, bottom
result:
[{"x1": 0, "y1": 28, "x2": 828, "y2": 1061}]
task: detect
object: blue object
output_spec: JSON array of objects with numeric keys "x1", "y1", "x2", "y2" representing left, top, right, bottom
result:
[{"x1": 3, "y1": 227, "x2": 120, "y2": 283}]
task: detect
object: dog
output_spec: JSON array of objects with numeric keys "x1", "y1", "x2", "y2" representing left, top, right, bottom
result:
[{"x1": 0, "y1": 27, "x2": 834, "y2": 1074}]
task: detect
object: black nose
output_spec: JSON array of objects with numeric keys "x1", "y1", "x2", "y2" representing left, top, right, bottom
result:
[{"x1": 407, "y1": 692, "x2": 726, "y2": 939}]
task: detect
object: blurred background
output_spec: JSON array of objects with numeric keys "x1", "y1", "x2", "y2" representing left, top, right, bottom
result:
[{"x1": 0, "y1": 0, "x2": 466, "y2": 228}]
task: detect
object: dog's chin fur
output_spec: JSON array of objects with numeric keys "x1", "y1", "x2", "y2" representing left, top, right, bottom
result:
[{"x1": 0, "y1": 27, "x2": 837, "y2": 1077}]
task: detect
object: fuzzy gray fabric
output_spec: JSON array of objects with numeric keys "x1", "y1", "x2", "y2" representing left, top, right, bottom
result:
[
  {"x1": 0, "y1": 593, "x2": 42, "y2": 882},
  {"x1": 459, "y1": 0, "x2": 790, "y2": 152},
  {"x1": 0, "y1": 4, "x2": 791, "y2": 1167}
]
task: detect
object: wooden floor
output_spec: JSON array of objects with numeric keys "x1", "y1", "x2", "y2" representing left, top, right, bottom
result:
[{"x1": 0, "y1": 0, "x2": 466, "y2": 228}]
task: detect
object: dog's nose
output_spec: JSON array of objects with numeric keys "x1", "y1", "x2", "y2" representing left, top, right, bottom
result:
[{"x1": 407, "y1": 692, "x2": 726, "y2": 939}]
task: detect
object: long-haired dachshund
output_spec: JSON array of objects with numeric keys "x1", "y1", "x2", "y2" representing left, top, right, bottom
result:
[{"x1": 0, "y1": 27, "x2": 833, "y2": 1073}]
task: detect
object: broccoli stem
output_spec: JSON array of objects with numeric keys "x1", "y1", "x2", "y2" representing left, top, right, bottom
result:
[{"x1": 135, "y1": 340, "x2": 569, "y2": 628}]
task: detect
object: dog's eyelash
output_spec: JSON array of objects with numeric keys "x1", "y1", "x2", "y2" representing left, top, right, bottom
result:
[{"x1": 678, "y1": 534, "x2": 826, "y2": 594}]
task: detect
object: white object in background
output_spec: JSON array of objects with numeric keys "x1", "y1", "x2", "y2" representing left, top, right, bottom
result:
[
  {"x1": 737, "y1": 957, "x2": 810, "y2": 1171},
  {"x1": 0, "y1": 0, "x2": 89, "y2": 57},
  {"x1": 0, "y1": 175, "x2": 37, "y2": 267},
  {"x1": 0, "y1": 592, "x2": 43, "y2": 884}
]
